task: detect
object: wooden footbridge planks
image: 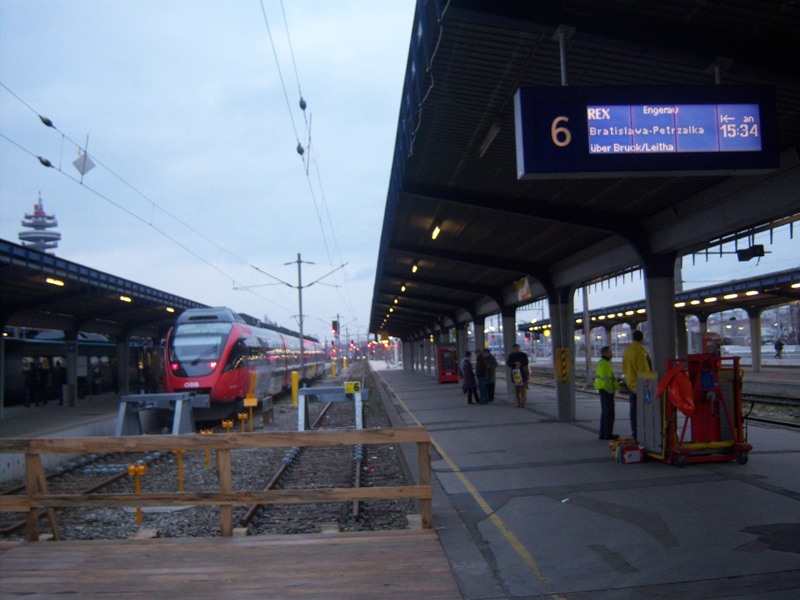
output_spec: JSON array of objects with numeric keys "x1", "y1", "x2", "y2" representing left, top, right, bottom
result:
[{"x1": 0, "y1": 529, "x2": 461, "y2": 599}]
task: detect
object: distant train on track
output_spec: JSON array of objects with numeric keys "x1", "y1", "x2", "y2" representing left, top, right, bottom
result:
[{"x1": 164, "y1": 307, "x2": 326, "y2": 418}]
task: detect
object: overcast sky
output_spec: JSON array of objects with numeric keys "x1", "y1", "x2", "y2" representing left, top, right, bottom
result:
[
  {"x1": 2, "y1": 1, "x2": 797, "y2": 342},
  {"x1": 1, "y1": 1, "x2": 415, "y2": 341}
]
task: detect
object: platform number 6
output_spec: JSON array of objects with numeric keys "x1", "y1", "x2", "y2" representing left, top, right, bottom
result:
[{"x1": 551, "y1": 116, "x2": 571, "y2": 147}]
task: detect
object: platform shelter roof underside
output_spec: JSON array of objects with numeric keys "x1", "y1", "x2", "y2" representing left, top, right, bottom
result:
[
  {"x1": 0, "y1": 239, "x2": 207, "y2": 337},
  {"x1": 370, "y1": 0, "x2": 800, "y2": 340}
]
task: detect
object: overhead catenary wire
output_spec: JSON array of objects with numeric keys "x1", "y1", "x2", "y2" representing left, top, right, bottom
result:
[
  {"x1": 0, "y1": 85, "x2": 299, "y2": 317},
  {"x1": 258, "y1": 1, "x2": 359, "y2": 326},
  {"x1": 258, "y1": 0, "x2": 302, "y2": 150}
]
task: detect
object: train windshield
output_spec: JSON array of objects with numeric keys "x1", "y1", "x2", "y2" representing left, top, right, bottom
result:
[{"x1": 168, "y1": 322, "x2": 232, "y2": 377}]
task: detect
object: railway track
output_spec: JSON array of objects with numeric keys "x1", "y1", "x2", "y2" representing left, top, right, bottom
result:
[
  {"x1": 1, "y1": 363, "x2": 413, "y2": 540},
  {"x1": 0, "y1": 450, "x2": 167, "y2": 537},
  {"x1": 742, "y1": 394, "x2": 800, "y2": 429}
]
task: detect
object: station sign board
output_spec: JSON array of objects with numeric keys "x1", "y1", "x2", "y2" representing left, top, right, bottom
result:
[{"x1": 514, "y1": 85, "x2": 778, "y2": 179}]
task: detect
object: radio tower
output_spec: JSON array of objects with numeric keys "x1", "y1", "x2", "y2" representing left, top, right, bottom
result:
[{"x1": 19, "y1": 193, "x2": 61, "y2": 253}]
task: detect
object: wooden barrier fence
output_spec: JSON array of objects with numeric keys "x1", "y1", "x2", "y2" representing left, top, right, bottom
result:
[{"x1": 0, "y1": 427, "x2": 433, "y2": 541}]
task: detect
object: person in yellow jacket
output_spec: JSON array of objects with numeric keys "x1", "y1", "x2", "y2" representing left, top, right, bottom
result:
[
  {"x1": 622, "y1": 330, "x2": 651, "y2": 440},
  {"x1": 594, "y1": 346, "x2": 620, "y2": 440}
]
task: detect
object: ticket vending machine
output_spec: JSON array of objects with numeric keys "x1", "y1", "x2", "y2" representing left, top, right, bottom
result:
[{"x1": 437, "y1": 345, "x2": 460, "y2": 384}]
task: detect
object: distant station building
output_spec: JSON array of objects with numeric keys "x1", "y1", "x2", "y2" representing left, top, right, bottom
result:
[{"x1": 18, "y1": 194, "x2": 61, "y2": 253}]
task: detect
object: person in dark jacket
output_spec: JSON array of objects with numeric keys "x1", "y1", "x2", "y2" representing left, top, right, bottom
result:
[
  {"x1": 475, "y1": 350, "x2": 489, "y2": 404},
  {"x1": 460, "y1": 351, "x2": 479, "y2": 405},
  {"x1": 483, "y1": 349, "x2": 498, "y2": 402}
]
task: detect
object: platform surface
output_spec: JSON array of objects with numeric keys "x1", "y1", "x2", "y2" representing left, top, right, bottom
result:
[
  {"x1": 372, "y1": 361, "x2": 800, "y2": 599},
  {"x1": 0, "y1": 529, "x2": 460, "y2": 599}
]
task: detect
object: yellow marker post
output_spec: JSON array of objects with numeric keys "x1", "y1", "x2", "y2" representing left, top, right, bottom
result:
[
  {"x1": 343, "y1": 356, "x2": 347, "y2": 371},
  {"x1": 331, "y1": 359, "x2": 337, "y2": 379},
  {"x1": 221, "y1": 419, "x2": 233, "y2": 433},
  {"x1": 291, "y1": 370, "x2": 299, "y2": 406},
  {"x1": 237, "y1": 411, "x2": 248, "y2": 432},
  {"x1": 243, "y1": 372, "x2": 258, "y2": 430},
  {"x1": 200, "y1": 429, "x2": 213, "y2": 468},
  {"x1": 127, "y1": 462, "x2": 148, "y2": 526}
]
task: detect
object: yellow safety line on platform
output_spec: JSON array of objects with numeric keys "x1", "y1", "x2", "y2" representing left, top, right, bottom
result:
[{"x1": 381, "y1": 375, "x2": 565, "y2": 599}]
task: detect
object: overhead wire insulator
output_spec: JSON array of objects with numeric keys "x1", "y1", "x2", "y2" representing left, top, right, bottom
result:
[
  {"x1": 37, "y1": 156, "x2": 53, "y2": 168},
  {"x1": 299, "y1": 96, "x2": 307, "y2": 111},
  {"x1": 296, "y1": 143, "x2": 305, "y2": 156},
  {"x1": 38, "y1": 115, "x2": 54, "y2": 128}
]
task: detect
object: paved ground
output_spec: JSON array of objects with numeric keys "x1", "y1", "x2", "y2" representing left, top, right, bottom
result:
[{"x1": 371, "y1": 361, "x2": 800, "y2": 599}]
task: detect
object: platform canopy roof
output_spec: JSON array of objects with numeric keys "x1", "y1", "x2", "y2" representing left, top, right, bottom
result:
[
  {"x1": 370, "y1": 0, "x2": 800, "y2": 340},
  {"x1": 0, "y1": 239, "x2": 206, "y2": 337}
]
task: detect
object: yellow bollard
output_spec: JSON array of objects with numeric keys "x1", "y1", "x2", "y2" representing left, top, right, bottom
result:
[
  {"x1": 343, "y1": 356, "x2": 347, "y2": 371},
  {"x1": 221, "y1": 419, "x2": 234, "y2": 433},
  {"x1": 127, "y1": 462, "x2": 148, "y2": 526},
  {"x1": 331, "y1": 359, "x2": 336, "y2": 379},
  {"x1": 243, "y1": 372, "x2": 258, "y2": 432},
  {"x1": 175, "y1": 450, "x2": 184, "y2": 491},
  {"x1": 291, "y1": 370, "x2": 299, "y2": 406},
  {"x1": 237, "y1": 411, "x2": 248, "y2": 432},
  {"x1": 200, "y1": 429, "x2": 213, "y2": 468}
]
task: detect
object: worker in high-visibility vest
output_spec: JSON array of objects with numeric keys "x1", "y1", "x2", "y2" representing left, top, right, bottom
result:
[{"x1": 594, "y1": 346, "x2": 620, "y2": 440}]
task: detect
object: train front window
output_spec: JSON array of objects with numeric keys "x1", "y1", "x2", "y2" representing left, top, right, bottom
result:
[{"x1": 168, "y1": 323, "x2": 231, "y2": 377}]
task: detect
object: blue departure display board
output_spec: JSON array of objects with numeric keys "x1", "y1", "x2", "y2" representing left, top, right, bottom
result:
[
  {"x1": 587, "y1": 103, "x2": 762, "y2": 154},
  {"x1": 514, "y1": 86, "x2": 778, "y2": 179}
]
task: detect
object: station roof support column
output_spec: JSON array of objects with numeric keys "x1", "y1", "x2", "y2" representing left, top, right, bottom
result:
[
  {"x1": 456, "y1": 326, "x2": 468, "y2": 370},
  {"x1": 501, "y1": 309, "x2": 517, "y2": 399},
  {"x1": 549, "y1": 286, "x2": 576, "y2": 422},
  {"x1": 642, "y1": 253, "x2": 678, "y2": 379},
  {"x1": 423, "y1": 335, "x2": 433, "y2": 376},
  {"x1": 402, "y1": 340, "x2": 413, "y2": 372},
  {"x1": 64, "y1": 330, "x2": 79, "y2": 408},
  {"x1": 474, "y1": 315, "x2": 486, "y2": 353},
  {"x1": 117, "y1": 334, "x2": 132, "y2": 396},
  {"x1": 747, "y1": 308, "x2": 763, "y2": 373}
]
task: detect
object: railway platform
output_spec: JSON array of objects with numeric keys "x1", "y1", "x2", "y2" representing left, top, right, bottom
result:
[
  {"x1": 2, "y1": 365, "x2": 799, "y2": 598},
  {"x1": 371, "y1": 361, "x2": 800, "y2": 599},
  {"x1": 0, "y1": 393, "x2": 121, "y2": 483}
]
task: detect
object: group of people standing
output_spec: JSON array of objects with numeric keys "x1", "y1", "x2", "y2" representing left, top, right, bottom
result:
[
  {"x1": 459, "y1": 344, "x2": 530, "y2": 407},
  {"x1": 24, "y1": 360, "x2": 68, "y2": 407},
  {"x1": 594, "y1": 329, "x2": 651, "y2": 441},
  {"x1": 460, "y1": 349, "x2": 498, "y2": 404},
  {"x1": 457, "y1": 331, "x2": 652, "y2": 444}
]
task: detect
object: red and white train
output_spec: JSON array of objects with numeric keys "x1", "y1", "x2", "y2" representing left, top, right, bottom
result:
[{"x1": 164, "y1": 307, "x2": 325, "y2": 418}]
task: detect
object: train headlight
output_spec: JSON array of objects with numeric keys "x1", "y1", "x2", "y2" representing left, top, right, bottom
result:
[{"x1": 210, "y1": 361, "x2": 218, "y2": 369}]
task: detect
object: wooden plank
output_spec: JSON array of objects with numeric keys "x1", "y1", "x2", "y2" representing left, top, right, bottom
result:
[
  {"x1": 217, "y1": 448, "x2": 232, "y2": 536},
  {"x1": 0, "y1": 427, "x2": 431, "y2": 454},
  {"x1": 0, "y1": 495, "x2": 29, "y2": 511},
  {"x1": 24, "y1": 454, "x2": 39, "y2": 541},
  {"x1": 28, "y1": 485, "x2": 432, "y2": 509},
  {"x1": 34, "y1": 454, "x2": 60, "y2": 540},
  {"x1": 417, "y1": 440, "x2": 433, "y2": 528},
  {"x1": 0, "y1": 530, "x2": 461, "y2": 599}
]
